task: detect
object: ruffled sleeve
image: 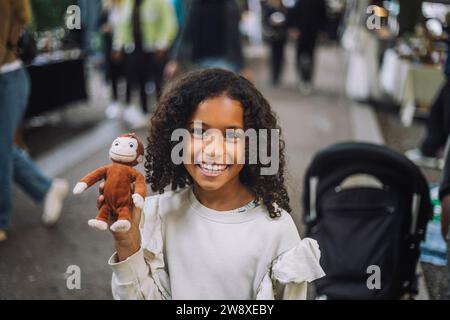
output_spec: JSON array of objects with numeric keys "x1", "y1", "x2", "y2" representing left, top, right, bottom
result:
[
  {"x1": 256, "y1": 238, "x2": 325, "y2": 300},
  {"x1": 109, "y1": 196, "x2": 171, "y2": 300},
  {"x1": 139, "y1": 196, "x2": 171, "y2": 299}
]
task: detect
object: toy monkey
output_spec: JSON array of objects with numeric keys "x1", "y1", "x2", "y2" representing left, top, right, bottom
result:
[{"x1": 73, "y1": 133, "x2": 147, "y2": 232}]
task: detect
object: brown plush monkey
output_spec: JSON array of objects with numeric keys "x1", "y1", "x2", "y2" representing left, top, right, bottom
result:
[{"x1": 73, "y1": 133, "x2": 147, "y2": 232}]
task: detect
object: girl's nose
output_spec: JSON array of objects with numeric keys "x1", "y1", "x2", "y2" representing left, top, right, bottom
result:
[{"x1": 203, "y1": 134, "x2": 224, "y2": 161}]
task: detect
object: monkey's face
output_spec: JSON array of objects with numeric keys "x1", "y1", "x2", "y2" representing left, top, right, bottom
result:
[{"x1": 109, "y1": 137, "x2": 142, "y2": 164}]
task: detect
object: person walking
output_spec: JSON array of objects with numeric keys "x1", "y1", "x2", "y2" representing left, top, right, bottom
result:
[
  {"x1": 288, "y1": 0, "x2": 327, "y2": 94},
  {"x1": 99, "y1": 0, "x2": 126, "y2": 119},
  {"x1": 0, "y1": 0, "x2": 69, "y2": 242},
  {"x1": 113, "y1": 0, "x2": 177, "y2": 128},
  {"x1": 261, "y1": 0, "x2": 290, "y2": 87},
  {"x1": 406, "y1": 13, "x2": 450, "y2": 169},
  {"x1": 165, "y1": 0, "x2": 251, "y2": 80}
]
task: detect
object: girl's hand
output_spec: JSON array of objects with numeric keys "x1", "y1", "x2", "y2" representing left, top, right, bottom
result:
[
  {"x1": 97, "y1": 182, "x2": 142, "y2": 262},
  {"x1": 164, "y1": 60, "x2": 179, "y2": 79}
]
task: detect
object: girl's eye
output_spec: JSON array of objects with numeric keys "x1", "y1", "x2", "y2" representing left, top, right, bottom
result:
[
  {"x1": 192, "y1": 128, "x2": 204, "y2": 137},
  {"x1": 226, "y1": 131, "x2": 242, "y2": 141},
  {"x1": 114, "y1": 142, "x2": 119, "y2": 146},
  {"x1": 129, "y1": 143, "x2": 134, "y2": 148}
]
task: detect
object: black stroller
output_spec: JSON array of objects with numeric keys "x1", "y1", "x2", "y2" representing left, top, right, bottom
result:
[{"x1": 303, "y1": 142, "x2": 432, "y2": 299}]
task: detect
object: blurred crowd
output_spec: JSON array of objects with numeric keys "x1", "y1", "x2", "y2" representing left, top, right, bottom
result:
[{"x1": 97, "y1": 0, "x2": 331, "y2": 128}]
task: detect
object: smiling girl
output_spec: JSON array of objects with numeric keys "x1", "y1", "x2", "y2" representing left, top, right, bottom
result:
[{"x1": 105, "y1": 68, "x2": 325, "y2": 300}]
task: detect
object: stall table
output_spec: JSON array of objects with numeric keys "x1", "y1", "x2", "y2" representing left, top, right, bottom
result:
[
  {"x1": 380, "y1": 49, "x2": 445, "y2": 127},
  {"x1": 25, "y1": 56, "x2": 88, "y2": 118}
]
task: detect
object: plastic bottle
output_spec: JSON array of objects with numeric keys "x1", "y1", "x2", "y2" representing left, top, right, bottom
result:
[{"x1": 420, "y1": 185, "x2": 448, "y2": 266}]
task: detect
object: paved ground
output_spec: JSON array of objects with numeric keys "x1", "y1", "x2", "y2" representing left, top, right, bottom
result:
[{"x1": 0, "y1": 43, "x2": 436, "y2": 299}]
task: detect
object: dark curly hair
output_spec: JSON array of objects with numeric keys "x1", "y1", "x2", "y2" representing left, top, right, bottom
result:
[{"x1": 146, "y1": 68, "x2": 291, "y2": 218}]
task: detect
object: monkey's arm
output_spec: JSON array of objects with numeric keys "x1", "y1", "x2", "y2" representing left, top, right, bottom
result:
[
  {"x1": 73, "y1": 166, "x2": 109, "y2": 195},
  {"x1": 131, "y1": 168, "x2": 147, "y2": 198},
  {"x1": 129, "y1": 168, "x2": 147, "y2": 209},
  {"x1": 80, "y1": 166, "x2": 109, "y2": 187}
]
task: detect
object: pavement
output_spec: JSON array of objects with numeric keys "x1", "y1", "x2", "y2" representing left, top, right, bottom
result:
[{"x1": 0, "y1": 44, "x2": 431, "y2": 299}]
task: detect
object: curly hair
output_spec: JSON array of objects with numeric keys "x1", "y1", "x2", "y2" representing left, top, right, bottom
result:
[{"x1": 146, "y1": 68, "x2": 291, "y2": 218}]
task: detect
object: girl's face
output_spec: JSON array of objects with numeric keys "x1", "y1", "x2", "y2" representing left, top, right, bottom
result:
[{"x1": 184, "y1": 95, "x2": 246, "y2": 192}]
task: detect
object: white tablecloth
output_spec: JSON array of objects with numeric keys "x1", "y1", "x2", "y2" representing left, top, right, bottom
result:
[
  {"x1": 344, "y1": 29, "x2": 382, "y2": 101},
  {"x1": 380, "y1": 49, "x2": 445, "y2": 126}
]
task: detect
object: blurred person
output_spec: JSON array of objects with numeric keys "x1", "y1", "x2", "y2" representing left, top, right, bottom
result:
[
  {"x1": 113, "y1": 0, "x2": 177, "y2": 129},
  {"x1": 406, "y1": 13, "x2": 450, "y2": 169},
  {"x1": 288, "y1": 0, "x2": 327, "y2": 95},
  {"x1": 0, "y1": 0, "x2": 69, "y2": 242},
  {"x1": 261, "y1": 0, "x2": 290, "y2": 87},
  {"x1": 99, "y1": 0, "x2": 126, "y2": 119},
  {"x1": 171, "y1": 0, "x2": 187, "y2": 28},
  {"x1": 438, "y1": 144, "x2": 450, "y2": 299},
  {"x1": 165, "y1": 0, "x2": 252, "y2": 80}
]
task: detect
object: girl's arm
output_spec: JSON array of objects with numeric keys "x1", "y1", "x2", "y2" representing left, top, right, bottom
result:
[
  {"x1": 109, "y1": 207, "x2": 165, "y2": 299},
  {"x1": 108, "y1": 199, "x2": 169, "y2": 300},
  {"x1": 109, "y1": 249, "x2": 165, "y2": 300}
]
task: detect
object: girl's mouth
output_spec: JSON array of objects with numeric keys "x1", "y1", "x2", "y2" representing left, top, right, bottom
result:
[{"x1": 196, "y1": 163, "x2": 230, "y2": 177}]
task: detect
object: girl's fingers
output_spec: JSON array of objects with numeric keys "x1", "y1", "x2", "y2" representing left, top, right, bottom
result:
[
  {"x1": 96, "y1": 195, "x2": 105, "y2": 209},
  {"x1": 97, "y1": 181, "x2": 106, "y2": 209},
  {"x1": 99, "y1": 181, "x2": 105, "y2": 194},
  {"x1": 132, "y1": 206, "x2": 142, "y2": 228}
]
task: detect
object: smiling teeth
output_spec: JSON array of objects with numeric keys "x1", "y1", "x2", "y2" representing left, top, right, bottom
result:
[{"x1": 200, "y1": 163, "x2": 227, "y2": 172}]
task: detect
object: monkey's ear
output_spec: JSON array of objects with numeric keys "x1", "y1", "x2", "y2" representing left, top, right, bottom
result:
[{"x1": 137, "y1": 155, "x2": 143, "y2": 163}]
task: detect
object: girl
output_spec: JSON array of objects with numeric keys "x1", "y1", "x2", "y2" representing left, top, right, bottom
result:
[{"x1": 104, "y1": 68, "x2": 325, "y2": 299}]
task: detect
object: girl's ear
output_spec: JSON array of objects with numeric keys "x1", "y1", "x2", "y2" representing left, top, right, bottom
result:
[{"x1": 137, "y1": 155, "x2": 143, "y2": 163}]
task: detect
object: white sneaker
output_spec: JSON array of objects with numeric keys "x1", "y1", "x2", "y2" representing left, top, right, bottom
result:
[
  {"x1": 123, "y1": 105, "x2": 149, "y2": 129},
  {"x1": 0, "y1": 229, "x2": 7, "y2": 242},
  {"x1": 405, "y1": 148, "x2": 438, "y2": 169},
  {"x1": 438, "y1": 158, "x2": 445, "y2": 171},
  {"x1": 42, "y1": 179, "x2": 69, "y2": 226},
  {"x1": 105, "y1": 102, "x2": 124, "y2": 119},
  {"x1": 299, "y1": 82, "x2": 313, "y2": 96}
]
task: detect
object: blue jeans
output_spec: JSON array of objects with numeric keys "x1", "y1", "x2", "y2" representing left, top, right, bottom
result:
[{"x1": 0, "y1": 67, "x2": 52, "y2": 230}]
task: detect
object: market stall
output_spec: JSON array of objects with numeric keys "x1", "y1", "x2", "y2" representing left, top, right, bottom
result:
[
  {"x1": 380, "y1": 48, "x2": 445, "y2": 126},
  {"x1": 25, "y1": 50, "x2": 88, "y2": 118}
]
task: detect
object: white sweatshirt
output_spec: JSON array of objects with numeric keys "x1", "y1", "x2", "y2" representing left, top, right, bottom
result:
[{"x1": 108, "y1": 187, "x2": 325, "y2": 300}]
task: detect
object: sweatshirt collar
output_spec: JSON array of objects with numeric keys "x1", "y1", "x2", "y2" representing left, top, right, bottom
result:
[{"x1": 188, "y1": 188, "x2": 263, "y2": 224}]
